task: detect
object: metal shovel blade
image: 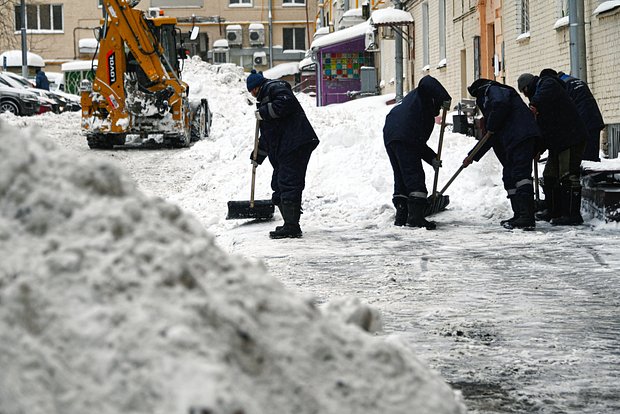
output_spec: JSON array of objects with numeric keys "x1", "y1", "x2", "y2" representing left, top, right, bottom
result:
[
  {"x1": 226, "y1": 199, "x2": 274, "y2": 220},
  {"x1": 425, "y1": 194, "x2": 450, "y2": 217}
]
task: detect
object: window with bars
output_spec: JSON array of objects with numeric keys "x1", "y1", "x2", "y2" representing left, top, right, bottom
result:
[
  {"x1": 422, "y1": 2, "x2": 429, "y2": 67},
  {"x1": 518, "y1": 0, "x2": 530, "y2": 34},
  {"x1": 15, "y1": 4, "x2": 63, "y2": 32},
  {"x1": 283, "y1": 28, "x2": 305, "y2": 51}
]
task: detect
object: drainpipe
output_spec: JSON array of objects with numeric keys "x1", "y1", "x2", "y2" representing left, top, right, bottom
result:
[
  {"x1": 569, "y1": 0, "x2": 587, "y2": 81},
  {"x1": 393, "y1": 0, "x2": 403, "y2": 102},
  {"x1": 268, "y1": 0, "x2": 274, "y2": 68},
  {"x1": 21, "y1": 0, "x2": 28, "y2": 78}
]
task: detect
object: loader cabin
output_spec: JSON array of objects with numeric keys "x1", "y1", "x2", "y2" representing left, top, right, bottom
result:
[{"x1": 145, "y1": 16, "x2": 182, "y2": 77}]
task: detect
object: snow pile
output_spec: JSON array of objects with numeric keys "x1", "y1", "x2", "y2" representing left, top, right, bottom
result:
[{"x1": 0, "y1": 123, "x2": 465, "y2": 414}]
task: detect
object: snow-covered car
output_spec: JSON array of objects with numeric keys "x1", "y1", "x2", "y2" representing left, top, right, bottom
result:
[
  {"x1": 0, "y1": 72, "x2": 68, "y2": 113},
  {"x1": 0, "y1": 84, "x2": 40, "y2": 116}
]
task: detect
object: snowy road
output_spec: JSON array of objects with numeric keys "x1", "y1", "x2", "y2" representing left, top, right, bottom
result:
[{"x1": 5, "y1": 68, "x2": 619, "y2": 412}]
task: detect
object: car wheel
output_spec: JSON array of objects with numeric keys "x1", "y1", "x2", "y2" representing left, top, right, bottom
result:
[{"x1": 0, "y1": 101, "x2": 20, "y2": 115}]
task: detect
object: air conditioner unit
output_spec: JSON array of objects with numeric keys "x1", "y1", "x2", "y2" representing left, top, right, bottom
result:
[
  {"x1": 249, "y1": 23, "x2": 265, "y2": 47},
  {"x1": 253, "y1": 51, "x2": 267, "y2": 67},
  {"x1": 226, "y1": 25, "x2": 243, "y2": 47},
  {"x1": 147, "y1": 8, "x2": 161, "y2": 18}
]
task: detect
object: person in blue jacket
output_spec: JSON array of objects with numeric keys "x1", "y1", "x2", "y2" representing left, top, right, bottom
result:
[
  {"x1": 383, "y1": 75, "x2": 451, "y2": 230},
  {"x1": 518, "y1": 71, "x2": 588, "y2": 226},
  {"x1": 539, "y1": 68, "x2": 604, "y2": 162},
  {"x1": 35, "y1": 68, "x2": 50, "y2": 91},
  {"x1": 247, "y1": 70, "x2": 319, "y2": 239},
  {"x1": 464, "y1": 78, "x2": 541, "y2": 229}
]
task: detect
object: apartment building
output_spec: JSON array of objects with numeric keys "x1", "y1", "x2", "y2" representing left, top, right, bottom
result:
[{"x1": 0, "y1": 0, "x2": 317, "y2": 71}]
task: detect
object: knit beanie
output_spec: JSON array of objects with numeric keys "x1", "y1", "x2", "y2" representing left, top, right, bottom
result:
[
  {"x1": 517, "y1": 73, "x2": 535, "y2": 93},
  {"x1": 246, "y1": 69, "x2": 266, "y2": 91}
]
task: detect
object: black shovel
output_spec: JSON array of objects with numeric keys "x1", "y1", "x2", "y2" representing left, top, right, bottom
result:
[
  {"x1": 226, "y1": 120, "x2": 274, "y2": 220},
  {"x1": 425, "y1": 107, "x2": 450, "y2": 216},
  {"x1": 432, "y1": 131, "x2": 494, "y2": 200}
]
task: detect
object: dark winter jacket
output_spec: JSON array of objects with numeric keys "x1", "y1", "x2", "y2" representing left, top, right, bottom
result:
[
  {"x1": 471, "y1": 81, "x2": 540, "y2": 161},
  {"x1": 35, "y1": 70, "x2": 50, "y2": 91},
  {"x1": 527, "y1": 75, "x2": 587, "y2": 153},
  {"x1": 558, "y1": 72, "x2": 604, "y2": 132},
  {"x1": 256, "y1": 80, "x2": 319, "y2": 161},
  {"x1": 383, "y1": 75, "x2": 451, "y2": 164}
]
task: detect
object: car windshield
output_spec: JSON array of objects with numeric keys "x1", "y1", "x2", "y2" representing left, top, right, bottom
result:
[
  {"x1": 0, "y1": 74, "x2": 25, "y2": 89},
  {"x1": 5, "y1": 73, "x2": 33, "y2": 87}
]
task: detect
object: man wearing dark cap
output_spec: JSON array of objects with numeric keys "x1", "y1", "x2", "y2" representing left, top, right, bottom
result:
[
  {"x1": 517, "y1": 71, "x2": 587, "y2": 226},
  {"x1": 464, "y1": 78, "x2": 541, "y2": 229},
  {"x1": 246, "y1": 69, "x2": 319, "y2": 239}
]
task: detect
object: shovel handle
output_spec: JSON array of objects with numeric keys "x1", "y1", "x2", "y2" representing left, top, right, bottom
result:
[
  {"x1": 438, "y1": 131, "x2": 493, "y2": 195},
  {"x1": 533, "y1": 158, "x2": 540, "y2": 202},
  {"x1": 431, "y1": 107, "x2": 448, "y2": 197},
  {"x1": 250, "y1": 120, "x2": 260, "y2": 208}
]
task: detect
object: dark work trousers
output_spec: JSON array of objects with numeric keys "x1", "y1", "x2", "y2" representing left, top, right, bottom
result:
[
  {"x1": 582, "y1": 128, "x2": 601, "y2": 162},
  {"x1": 492, "y1": 138, "x2": 535, "y2": 196},
  {"x1": 385, "y1": 140, "x2": 427, "y2": 198},
  {"x1": 270, "y1": 142, "x2": 316, "y2": 205},
  {"x1": 543, "y1": 141, "x2": 585, "y2": 187}
]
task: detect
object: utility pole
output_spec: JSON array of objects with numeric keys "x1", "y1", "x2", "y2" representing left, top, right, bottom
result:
[
  {"x1": 568, "y1": 0, "x2": 587, "y2": 81},
  {"x1": 268, "y1": 0, "x2": 273, "y2": 68},
  {"x1": 393, "y1": 0, "x2": 403, "y2": 102},
  {"x1": 20, "y1": 0, "x2": 28, "y2": 78}
]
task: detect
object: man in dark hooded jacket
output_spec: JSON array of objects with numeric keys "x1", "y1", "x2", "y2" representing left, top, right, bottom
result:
[
  {"x1": 383, "y1": 75, "x2": 451, "y2": 230},
  {"x1": 518, "y1": 72, "x2": 587, "y2": 226},
  {"x1": 247, "y1": 69, "x2": 319, "y2": 239},
  {"x1": 464, "y1": 78, "x2": 541, "y2": 229},
  {"x1": 539, "y1": 68, "x2": 605, "y2": 162}
]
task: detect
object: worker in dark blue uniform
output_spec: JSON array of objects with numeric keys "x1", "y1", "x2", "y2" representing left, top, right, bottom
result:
[
  {"x1": 383, "y1": 75, "x2": 451, "y2": 230},
  {"x1": 518, "y1": 72, "x2": 588, "y2": 226},
  {"x1": 539, "y1": 68, "x2": 605, "y2": 162},
  {"x1": 35, "y1": 68, "x2": 50, "y2": 91},
  {"x1": 464, "y1": 78, "x2": 541, "y2": 229},
  {"x1": 247, "y1": 70, "x2": 319, "y2": 239}
]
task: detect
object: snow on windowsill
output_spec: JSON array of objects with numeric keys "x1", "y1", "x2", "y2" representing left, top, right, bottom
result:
[
  {"x1": 436, "y1": 59, "x2": 447, "y2": 69},
  {"x1": 554, "y1": 16, "x2": 569, "y2": 30},
  {"x1": 593, "y1": 0, "x2": 620, "y2": 17},
  {"x1": 422, "y1": 65, "x2": 430, "y2": 72},
  {"x1": 516, "y1": 32, "x2": 530, "y2": 42}
]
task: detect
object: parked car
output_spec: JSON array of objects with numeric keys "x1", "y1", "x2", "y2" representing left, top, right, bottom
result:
[
  {"x1": 0, "y1": 72, "x2": 68, "y2": 113},
  {"x1": 0, "y1": 84, "x2": 40, "y2": 116}
]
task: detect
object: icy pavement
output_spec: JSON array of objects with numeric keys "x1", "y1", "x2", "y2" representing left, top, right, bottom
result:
[{"x1": 222, "y1": 218, "x2": 620, "y2": 414}]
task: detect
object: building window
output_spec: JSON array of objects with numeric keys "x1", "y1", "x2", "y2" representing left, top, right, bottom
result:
[
  {"x1": 98, "y1": 0, "x2": 103, "y2": 8},
  {"x1": 229, "y1": 0, "x2": 252, "y2": 6},
  {"x1": 557, "y1": 0, "x2": 569, "y2": 17},
  {"x1": 422, "y1": 2, "x2": 429, "y2": 68},
  {"x1": 283, "y1": 0, "x2": 305, "y2": 5},
  {"x1": 283, "y1": 28, "x2": 305, "y2": 51},
  {"x1": 518, "y1": 0, "x2": 530, "y2": 34},
  {"x1": 15, "y1": 4, "x2": 63, "y2": 32},
  {"x1": 213, "y1": 51, "x2": 229, "y2": 64},
  {"x1": 151, "y1": 0, "x2": 204, "y2": 6},
  {"x1": 438, "y1": 0, "x2": 446, "y2": 62}
]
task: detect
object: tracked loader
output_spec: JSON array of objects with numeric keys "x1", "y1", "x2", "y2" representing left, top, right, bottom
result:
[{"x1": 81, "y1": 0, "x2": 211, "y2": 149}]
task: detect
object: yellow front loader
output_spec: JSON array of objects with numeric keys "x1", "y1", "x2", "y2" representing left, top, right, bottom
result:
[{"x1": 81, "y1": 0, "x2": 211, "y2": 149}]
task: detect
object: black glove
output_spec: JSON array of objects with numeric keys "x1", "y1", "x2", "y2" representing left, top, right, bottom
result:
[{"x1": 250, "y1": 150, "x2": 267, "y2": 166}]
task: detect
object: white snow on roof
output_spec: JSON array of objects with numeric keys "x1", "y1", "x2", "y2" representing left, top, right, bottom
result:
[
  {"x1": 249, "y1": 23, "x2": 264, "y2": 30},
  {"x1": 213, "y1": 39, "x2": 229, "y2": 48},
  {"x1": 343, "y1": 8, "x2": 362, "y2": 17},
  {"x1": 226, "y1": 24, "x2": 242, "y2": 31},
  {"x1": 263, "y1": 61, "x2": 299, "y2": 79},
  {"x1": 370, "y1": 7, "x2": 414, "y2": 25},
  {"x1": 78, "y1": 38, "x2": 99, "y2": 49},
  {"x1": 0, "y1": 50, "x2": 45, "y2": 67},
  {"x1": 311, "y1": 21, "x2": 370, "y2": 49},
  {"x1": 593, "y1": 0, "x2": 620, "y2": 15},
  {"x1": 298, "y1": 56, "x2": 315, "y2": 70},
  {"x1": 61, "y1": 60, "x2": 96, "y2": 72},
  {"x1": 314, "y1": 27, "x2": 330, "y2": 36}
]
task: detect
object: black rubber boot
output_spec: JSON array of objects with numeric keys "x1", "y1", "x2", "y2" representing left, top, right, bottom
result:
[
  {"x1": 503, "y1": 194, "x2": 535, "y2": 230},
  {"x1": 500, "y1": 196, "x2": 518, "y2": 226},
  {"x1": 535, "y1": 184, "x2": 561, "y2": 222},
  {"x1": 406, "y1": 196, "x2": 436, "y2": 230},
  {"x1": 551, "y1": 186, "x2": 584, "y2": 226},
  {"x1": 392, "y1": 196, "x2": 408, "y2": 226},
  {"x1": 270, "y1": 201, "x2": 302, "y2": 239}
]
